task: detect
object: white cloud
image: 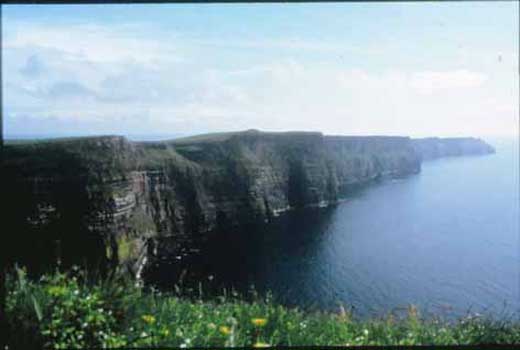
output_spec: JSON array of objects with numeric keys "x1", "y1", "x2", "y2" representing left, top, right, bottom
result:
[
  {"x1": 3, "y1": 22, "x2": 184, "y2": 66},
  {"x1": 409, "y1": 70, "x2": 488, "y2": 94},
  {"x1": 3, "y1": 21, "x2": 518, "y2": 138},
  {"x1": 187, "y1": 36, "x2": 383, "y2": 57}
]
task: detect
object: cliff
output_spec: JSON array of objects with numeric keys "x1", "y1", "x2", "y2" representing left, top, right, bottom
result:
[
  {"x1": 411, "y1": 137, "x2": 495, "y2": 160},
  {"x1": 2, "y1": 131, "x2": 492, "y2": 275}
]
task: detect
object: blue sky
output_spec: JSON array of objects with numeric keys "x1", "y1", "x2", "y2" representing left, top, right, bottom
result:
[{"x1": 2, "y1": 2, "x2": 518, "y2": 138}]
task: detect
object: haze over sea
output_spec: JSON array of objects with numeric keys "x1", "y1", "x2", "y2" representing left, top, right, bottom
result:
[{"x1": 171, "y1": 137, "x2": 519, "y2": 320}]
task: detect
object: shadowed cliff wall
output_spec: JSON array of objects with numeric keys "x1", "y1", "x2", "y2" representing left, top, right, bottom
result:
[{"x1": 3, "y1": 131, "x2": 493, "y2": 275}]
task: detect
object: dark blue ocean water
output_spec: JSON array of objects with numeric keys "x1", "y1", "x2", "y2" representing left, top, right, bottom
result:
[
  {"x1": 184, "y1": 138, "x2": 519, "y2": 319},
  {"x1": 9, "y1": 133, "x2": 518, "y2": 318}
]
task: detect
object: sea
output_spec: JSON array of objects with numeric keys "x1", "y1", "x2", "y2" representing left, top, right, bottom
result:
[
  {"x1": 8, "y1": 133, "x2": 519, "y2": 320},
  {"x1": 168, "y1": 137, "x2": 520, "y2": 320}
]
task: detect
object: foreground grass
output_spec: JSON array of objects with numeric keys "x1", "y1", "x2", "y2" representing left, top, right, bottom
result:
[{"x1": 4, "y1": 267, "x2": 520, "y2": 348}]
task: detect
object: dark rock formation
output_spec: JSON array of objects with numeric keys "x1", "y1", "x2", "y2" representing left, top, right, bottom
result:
[{"x1": 2, "y1": 131, "x2": 493, "y2": 275}]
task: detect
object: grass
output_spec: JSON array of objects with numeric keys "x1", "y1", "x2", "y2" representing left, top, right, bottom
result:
[
  {"x1": 168, "y1": 129, "x2": 323, "y2": 145},
  {"x1": 3, "y1": 266, "x2": 520, "y2": 349}
]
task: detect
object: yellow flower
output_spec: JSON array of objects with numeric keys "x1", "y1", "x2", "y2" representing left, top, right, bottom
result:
[
  {"x1": 251, "y1": 318, "x2": 268, "y2": 327},
  {"x1": 219, "y1": 326, "x2": 231, "y2": 335},
  {"x1": 253, "y1": 342, "x2": 270, "y2": 348},
  {"x1": 141, "y1": 314, "x2": 156, "y2": 324}
]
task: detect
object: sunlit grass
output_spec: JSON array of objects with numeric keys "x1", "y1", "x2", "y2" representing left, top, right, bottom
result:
[{"x1": 4, "y1": 266, "x2": 520, "y2": 348}]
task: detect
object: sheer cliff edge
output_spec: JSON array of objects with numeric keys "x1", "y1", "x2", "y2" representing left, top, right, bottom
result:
[{"x1": 3, "y1": 130, "x2": 494, "y2": 273}]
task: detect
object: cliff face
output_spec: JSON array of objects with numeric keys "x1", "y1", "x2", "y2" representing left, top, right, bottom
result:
[
  {"x1": 412, "y1": 137, "x2": 495, "y2": 160},
  {"x1": 2, "y1": 131, "x2": 491, "y2": 274}
]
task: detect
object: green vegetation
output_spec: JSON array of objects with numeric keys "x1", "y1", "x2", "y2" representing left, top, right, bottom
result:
[
  {"x1": 168, "y1": 129, "x2": 321, "y2": 145},
  {"x1": 4, "y1": 267, "x2": 520, "y2": 348}
]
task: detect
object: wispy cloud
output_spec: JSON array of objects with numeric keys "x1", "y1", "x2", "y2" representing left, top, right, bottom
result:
[
  {"x1": 4, "y1": 22, "x2": 184, "y2": 65},
  {"x1": 2, "y1": 15, "x2": 518, "y2": 137},
  {"x1": 409, "y1": 70, "x2": 488, "y2": 94}
]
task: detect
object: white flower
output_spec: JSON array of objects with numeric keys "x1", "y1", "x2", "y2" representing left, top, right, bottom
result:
[
  {"x1": 363, "y1": 329, "x2": 369, "y2": 336},
  {"x1": 141, "y1": 331, "x2": 148, "y2": 338},
  {"x1": 180, "y1": 344, "x2": 187, "y2": 349}
]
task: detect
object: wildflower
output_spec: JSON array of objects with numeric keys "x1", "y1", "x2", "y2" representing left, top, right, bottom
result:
[
  {"x1": 208, "y1": 322, "x2": 217, "y2": 330},
  {"x1": 219, "y1": 326, "x2": 231, "y2": 335},
  {"x1": 253, "y1": 342, "x2": 270, "y2": 348},
  {"x1": 141, "y1": 314, "x2": 156, "y2": 324},
  {"x1": 363, "y1": 329, "x2": 369, "y2": 336},
  {"x1": 251, "y1": 318, "x2": 268, "y2": 327}
]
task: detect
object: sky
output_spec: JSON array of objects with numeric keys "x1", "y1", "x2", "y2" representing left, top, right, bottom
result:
[{"x1": 2, "y1": 2, "x2": 519, "y2": 139}]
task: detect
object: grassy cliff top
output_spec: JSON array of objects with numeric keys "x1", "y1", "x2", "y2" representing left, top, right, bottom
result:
[
  {"x1": 4, "y1": 135, "x2": 125, "y2": 146},
  {"x1": 156, "y1": 129, "x2": 324, "y2": 145},
  {"x1": 4, "y1": 131, "x2": 323, "y2": 148},
  {"x1": 5, "y1": 132, "x2": 494, "y2": 147},
  {"x1": 3, "y1": 132, "x2": 494, "y2": 172}
]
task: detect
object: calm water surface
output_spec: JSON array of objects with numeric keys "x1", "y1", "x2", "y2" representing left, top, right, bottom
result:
[{"x1": 155, "y1": 138, "x2": 520, "y2": 319}]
